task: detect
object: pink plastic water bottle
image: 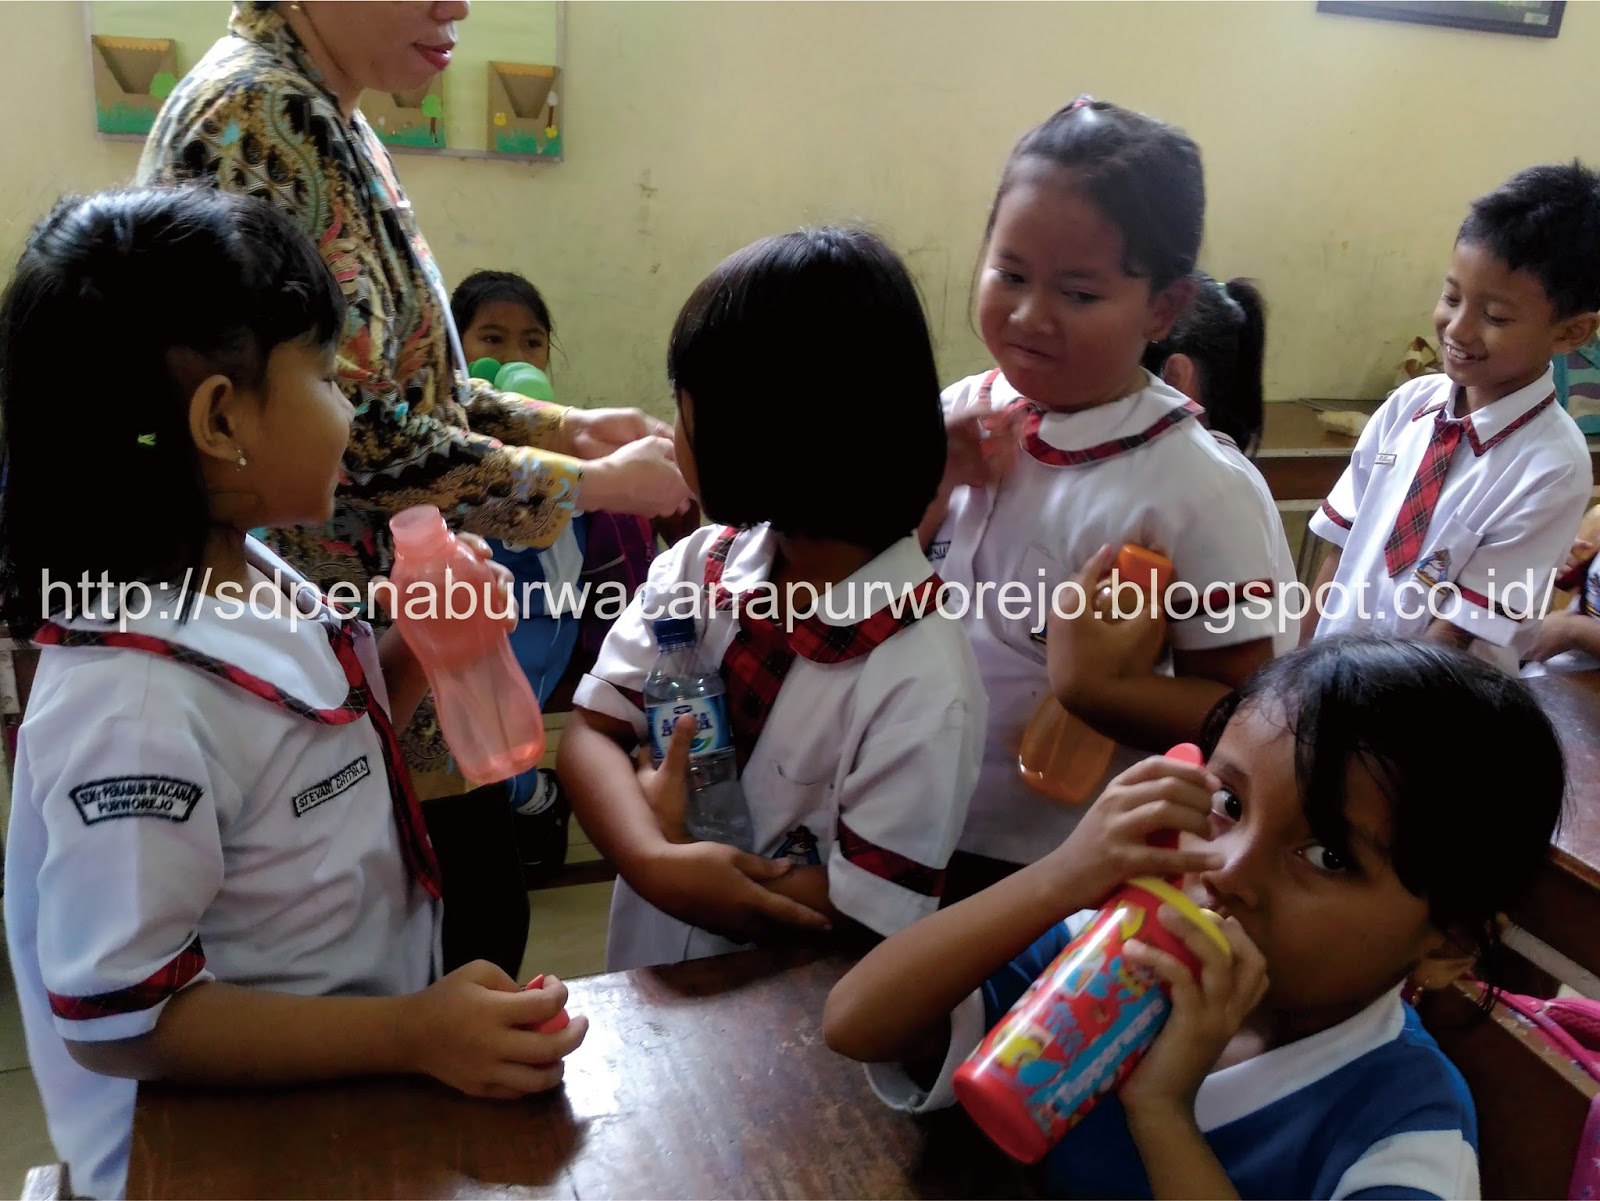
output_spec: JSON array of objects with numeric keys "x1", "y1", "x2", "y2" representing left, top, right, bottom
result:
[{"x1": 388, "y1": 505, "x2": 545, "y2": 784}]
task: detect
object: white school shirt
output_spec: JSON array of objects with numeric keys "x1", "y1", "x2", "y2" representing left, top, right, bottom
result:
[
  {"x1": 931, "y1": 370, "x2": 1285, "y2": 866},
  {"x1": 868, "y1": 912, "x2": 1478, "y2": 1200},
  {"x1": 1308, "y1": 369, "x2": 1592, "y2": 673},
  {"x1": 1212, "y1": 431, "x2": 1301, "y2": 657},
  {"x1": 3, "y1": 540, "x2": 440, "y2": 1201},
  {"x1": 573, "y1": 523, "x2": 986, "y2": 972}
]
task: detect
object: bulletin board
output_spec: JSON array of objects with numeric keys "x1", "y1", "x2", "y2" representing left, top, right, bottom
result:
[{"x1": 83, "y1": 1, "x2": 566, "y2": 161}]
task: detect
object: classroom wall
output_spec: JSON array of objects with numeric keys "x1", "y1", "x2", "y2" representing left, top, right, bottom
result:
[{"x1": 2, "y1": 1, "x2": 1596, "y2": 418}]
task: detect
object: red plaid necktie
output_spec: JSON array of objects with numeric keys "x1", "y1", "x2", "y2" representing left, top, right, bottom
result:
[
  {"x1": 1383, "y1": 414, "x2": 1464, "y2": 577},
  {"x1": 702, "y1": 528, "x2": 939, "y2": 769},
  {"x1": 33, "y1": 619, "x2": 444, "y2": 899}
]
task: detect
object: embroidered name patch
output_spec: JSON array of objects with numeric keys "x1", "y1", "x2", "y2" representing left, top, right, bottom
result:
[
  {"x1": 292, "y1": 756, "x2": 371, "y2": 817},
  {"x1": 70, "y1": 776, "x2": 202, "y2": 825},
  {"x1": 1375, "y1": 453, "x2": 1397, "y2": 466}
]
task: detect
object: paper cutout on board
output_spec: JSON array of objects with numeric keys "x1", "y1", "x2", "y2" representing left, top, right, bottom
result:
[
  {"x1": 90, "y1": 34, "x2": 177, "y2": 136},
  {"x1": 362, "y1": 76, "x2": 448, "y2": 150},
  {"x1": 487, "y1": 62, "x2": 561, "y2": 157}
]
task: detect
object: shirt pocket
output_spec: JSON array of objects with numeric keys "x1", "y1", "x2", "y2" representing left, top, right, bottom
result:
[
  {"x1": 1413, "y1": 516, "x2": 1484, "y2": 590},
  {"x1": 746, "y1": 758, "x2": 837, "y2": 865}
]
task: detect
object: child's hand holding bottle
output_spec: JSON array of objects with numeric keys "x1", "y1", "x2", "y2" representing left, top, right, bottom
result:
[
  {"x1": 398, "y1": 961, "x2": 587, "y2": 1099},
  {"x1": 1119, "y1": 907, "x2": 1268, "y2": 1121},
  {"x1": 1037, "y1": 750, "x2": 1224, "y2": 910}
]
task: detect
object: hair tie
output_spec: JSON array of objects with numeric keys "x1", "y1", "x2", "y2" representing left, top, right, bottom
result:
[{"x1": 1068, "y1": 94, "x2": 1095, "y2": 111}]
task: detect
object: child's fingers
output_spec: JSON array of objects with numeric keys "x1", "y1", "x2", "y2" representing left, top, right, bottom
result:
[
  {"x1": 1157, "y1": 904, "x2": 1237, "y2": 1008},
  {"x1": 661, "y1": 714, "x2": 698, "y2": 778},
  {"x1": 1121, "y1": 797, "x2": 1215, "y2": 843},
  {"x1": 1104, "y1": 773, "x2": 1217, "y2": 820},
  {"x1": 505, "y1": 1013, "x2": 589, "y2": 1068},
  {"x1": 490, "y1": 1058, "x2": 569, "y2": 1096},
  {"x1": 1075, "y1": 544, "x2": 1115, "y2": 590},
  {"x1": 1141, "y1": 847, "x2": 1225, "y2": 878},
  {"x1": 1217, "y1": 917, "x2": 1269, "y2": 1007},
  {"x1": 1126, "y1": 939, "x2": 1199, "y2": 1011},
  {"x1": 1107, "y1": 755, "x2": 1220, "y2": 796}
]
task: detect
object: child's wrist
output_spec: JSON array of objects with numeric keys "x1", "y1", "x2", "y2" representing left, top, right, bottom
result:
[
  {"x1": 1122, "y1": 1092, "x2": 1199, "y2": 1140},
  {"x1": 384, "y1": 993, "x2": 428, "y2": 1079}
]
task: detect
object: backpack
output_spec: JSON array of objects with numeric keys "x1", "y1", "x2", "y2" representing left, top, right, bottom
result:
[{"x1": 1493, "y1": 990, "x2": 1600, "y2": 1198}]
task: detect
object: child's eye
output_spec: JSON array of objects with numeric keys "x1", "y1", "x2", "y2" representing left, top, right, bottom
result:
[
  {"x1": 481, "y1": 333, "x2": 502, "y2": 344},
  {"x1": 1440, "y1": 292, "x2": 1460, "y2": 307},
  {"x1": 1061, "y1": 290, "x2": 1099, "y2": 304},
  {"x1": 1300, "y1": 842, "x2": 1351, "y2": 875},
  {"x1": 1484, "y1": 313, "x2": 1511, "y2": 327},
  {"x1": 1210, "y1": 788, "x2": 1242, "y2": 822},
  {"x1": 992, "y1": 267, "x2": 1025, "y2": 286}
]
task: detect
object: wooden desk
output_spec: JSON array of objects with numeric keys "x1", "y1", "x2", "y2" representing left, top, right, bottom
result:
[
  {"x1": 1520, "y1": 670, "x2": 1600, "y2": 981},
  {"x1": 1256, "y1": 400, "x2": 1600, "y2": 503},
  {"x1": 127, "y1": 948, "x2": 1036, "y2": 1200}
]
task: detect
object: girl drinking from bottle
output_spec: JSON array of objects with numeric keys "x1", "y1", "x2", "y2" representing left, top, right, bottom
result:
[
  {"x1": 558, "y1": 226, "x2": 986, "y2": 972},
  {"x1": 0, "y1": 188, "x2": 584, "y2": 1201},
  {"x1": 825, "y1": 636, "x2": 1564, "y2": 1200}
]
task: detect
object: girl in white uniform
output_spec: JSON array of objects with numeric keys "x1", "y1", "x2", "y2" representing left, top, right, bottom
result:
[
  {"x1": 0, "y1": 188, "x2": 584, "y2": 1200},
  {"x1": 559, "y1": 228, "x2": 986, "y2": 971},
  {"x1": 923, "y1": 97, "x2": 1284, "y2": 897}
]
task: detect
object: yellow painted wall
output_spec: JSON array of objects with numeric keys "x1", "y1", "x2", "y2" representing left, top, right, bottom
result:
[{"x1": 1, "y1": 0, "x2": 1596, "y2": 416}]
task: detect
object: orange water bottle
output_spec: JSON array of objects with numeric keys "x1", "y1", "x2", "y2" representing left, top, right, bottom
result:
[
  {"x1": 388, "y1": 504, "x2": 546, "y2": 784},
  {"x1": 1017, "y1": 546, "x2": 1173, "y2": 805}
]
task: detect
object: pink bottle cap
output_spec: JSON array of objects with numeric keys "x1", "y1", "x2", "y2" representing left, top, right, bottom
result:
[{"x1": 523, "y1": 974, "x2": 571, "y2": 1033}]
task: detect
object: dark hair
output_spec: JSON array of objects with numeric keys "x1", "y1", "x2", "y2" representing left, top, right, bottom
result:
[
  {"x1": 450, "y1": 269, "x2": 554, "y2": 341},
  {"x1": 986, "y1": 96, "x2": 1204, "y2": 292},
  {"x1": 1457, "y1": 159, "x2": 1600, "y2": 319},
  {"x1": 1201, "y1": 636, "x2": 1565, "y2": 1004},
  {"x1": 0, "y1": 186, "x2": 346, "y2": 635},
  {"x1": 667, "y1": 227, "x2": 945, "y2": 550},
  {"x1": 1143, "y1": 274, "x2": 1266, "y2": 454}
]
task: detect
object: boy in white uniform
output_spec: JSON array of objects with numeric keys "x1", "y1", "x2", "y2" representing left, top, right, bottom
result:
[
  {"x1": 1, "y1": 190, "x2": 584, "y2": 1199},
  {"x1": 1307, "y1": 162, "x2": 1600, "y2": 669}
]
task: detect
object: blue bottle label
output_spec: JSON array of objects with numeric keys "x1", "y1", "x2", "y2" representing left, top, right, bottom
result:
[{"x1": 647, "y1": 695, "x2": 732, "y2": 761}]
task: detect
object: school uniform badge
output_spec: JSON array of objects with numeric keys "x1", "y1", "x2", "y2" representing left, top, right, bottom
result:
[
  {"x1": 1415, "y1": 548, "x2": 1451, "y2": 588},
  {"x1": 70, "y1": 775, "x2": 202, "y2": 825},
  {"x1": 773, "y1": 825, "x2": 821, "y2": 866},
  {"x1": 1585, "y1": 571, "x2": 1600, "y2": 619}
]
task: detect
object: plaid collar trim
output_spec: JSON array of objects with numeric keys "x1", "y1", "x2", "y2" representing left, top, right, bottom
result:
[
  {"x1": 979, "y1": 370, "x2": 1203, "y2": 468},
  {"x1": 1410, "y1": 369, "x2": 1558, "y2": 457}
]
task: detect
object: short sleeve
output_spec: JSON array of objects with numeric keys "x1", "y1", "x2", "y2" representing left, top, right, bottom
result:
[
  {"x1": 572, "y1": 528, "x2": 713, "y2": 739},
  {"x1": 829, "y1": 694, "x2": 982, "y2": 935},
  {"x1": 25, "y1": 713, "x2": 230, "y2": 1043},
  {"x1": 1442, "y1": 457, "x2": 1592, "y2": 647},
  {"x1": 1309, "y1": 394, "x2": 1395, "y2": 549},
  {"x1": 1165, "y1": 467, "x2": 1287, "y2": 651},
  {"x1": 863, "y1": 913, "x2": 1093, "y2": 1114}
]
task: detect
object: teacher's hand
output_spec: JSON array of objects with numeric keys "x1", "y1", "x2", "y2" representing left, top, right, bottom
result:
[
  {"x1": 578, "y1": 435, "x2": 691, "y2": 518},
  {"x1": 563, "y1": 407, "x2": 673, "y2": 460}
]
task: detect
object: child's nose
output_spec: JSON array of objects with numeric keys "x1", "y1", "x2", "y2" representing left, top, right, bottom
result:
[{"x1": 1199, "y1": 833, "x2": 1261, "y2": 911}]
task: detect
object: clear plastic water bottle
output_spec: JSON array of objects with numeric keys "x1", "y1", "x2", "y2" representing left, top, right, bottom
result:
[{"x1": 643, "y1": 617, "x2": 756, "y2": 852}]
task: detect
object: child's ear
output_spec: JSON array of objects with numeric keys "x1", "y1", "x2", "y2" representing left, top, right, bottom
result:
[
  {"x1": 1145, "y1": 275, "x2": 1198, "y2": 343},
  {"x1": 1409, "y1": 926, "x2": 1480, "y2": 994},
  {"x1": 1160, "y1": 353, "x2": 1202, "y2": 403},
  {"x1": 1552, "y1": 310, "x2": 1600, "y2": 357},
  {"x1": 186, "y1": 371, "x2": 250, "y2": 468}
]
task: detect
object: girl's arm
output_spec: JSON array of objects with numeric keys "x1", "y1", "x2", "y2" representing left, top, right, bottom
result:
[
  {"x1": 377, "y1": 627, "x2": 429, "y2": 731},
  {"x1": 68, "y1": 964, "x2": 584, "y2": 1098},
  {"x1": 1056, "y1": 642, "x2": 1271, "y2": 753},
  {"x1": 558, "y1": 708, "x2": 830, "y2": 941},
  {"x1": 825, "y1": 756, "x2": 1224, "y2": 1065},
  {"x1": 1527, "y1": 610, "x2": 1600, "y2": 662}
]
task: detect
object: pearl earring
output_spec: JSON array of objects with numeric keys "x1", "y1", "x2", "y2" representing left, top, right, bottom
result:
[{"x1": 237, "y1": 452, "x2": 249, "y2": 469}]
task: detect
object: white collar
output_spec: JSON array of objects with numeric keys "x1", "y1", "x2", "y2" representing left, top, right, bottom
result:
[
  {"x1": 984, "y1": 369, "x2": 1196, "y2": 453},
  {"x1": 1193, "y1": 986, "x2": 1407, "y2": 1132},
  {"x1": 1418, "y1": 366, "x2": 1558, "y2": 456}
]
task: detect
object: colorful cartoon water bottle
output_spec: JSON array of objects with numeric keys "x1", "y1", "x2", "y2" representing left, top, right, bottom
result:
[
  {"x1": 954, "y1": 743, "x2": 1228, "y2": 1164},
  {"x1": 388, "y1": 504, "x2": 546, "y2": 784},
  {"x1": 1017, "y1": 546, "x2": 1174, "y2": 805}
]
